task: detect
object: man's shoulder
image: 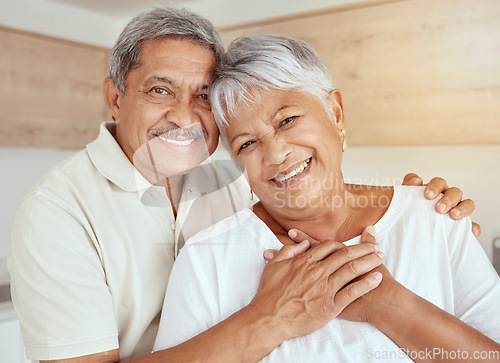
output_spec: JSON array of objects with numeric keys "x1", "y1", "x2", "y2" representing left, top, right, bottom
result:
[{"x1": 19, "y1": 148, "x2": 103, "y2": 210}]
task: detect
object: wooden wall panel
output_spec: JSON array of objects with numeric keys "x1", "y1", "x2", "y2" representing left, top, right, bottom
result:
[
  {"x1": 0, "y1": 27, "x2": 110, "y2": 148},
  {"x1": 220, "y1": 0, "x2": 500, "y2": 145}
]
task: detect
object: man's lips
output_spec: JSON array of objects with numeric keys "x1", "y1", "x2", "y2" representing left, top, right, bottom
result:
[{"x1": 271, "y1": 158, "x2": 312, "y2": 183}]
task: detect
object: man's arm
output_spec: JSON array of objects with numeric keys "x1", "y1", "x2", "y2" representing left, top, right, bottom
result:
[{"x1": 43, "y1": 240, "x2": 384, "y2": 363}]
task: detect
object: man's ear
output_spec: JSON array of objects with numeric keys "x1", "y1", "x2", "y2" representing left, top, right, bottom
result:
[
  {"x1": 103, "y1": 77, "x2": 123, "y2": 123},
  {"x1": 329, "y1": 89, "x2": 346, "y2": 130}
]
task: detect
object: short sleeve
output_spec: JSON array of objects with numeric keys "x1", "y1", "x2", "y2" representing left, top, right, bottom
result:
[
  {"x1": 153, "y1": 244, "x2": 222, "y2": 351},
  {"x1": 8, "y1": 193, "x2": 119, "y2": 360},
  {"x1": 447, "y1": 217, "x2": 500, "y2": 342}
]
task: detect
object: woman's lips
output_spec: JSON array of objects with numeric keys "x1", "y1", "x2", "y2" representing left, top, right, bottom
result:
[{"x1": 271, "y1": 157, "x2": 312, "y2": 187}]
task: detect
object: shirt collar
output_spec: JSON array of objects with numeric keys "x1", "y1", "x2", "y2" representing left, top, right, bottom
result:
[{"x1": 87, "y1": 122, "x2": 150, "y2": 192}]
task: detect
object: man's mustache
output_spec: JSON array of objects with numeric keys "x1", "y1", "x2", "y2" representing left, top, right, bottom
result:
[{"x1": 149, "y1": 126, "x2": 207, "y2": 139}]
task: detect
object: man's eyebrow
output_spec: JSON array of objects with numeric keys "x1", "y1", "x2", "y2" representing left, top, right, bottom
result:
[{"x1": 142, "y1": 76, "x2": 173, "y2": 88}]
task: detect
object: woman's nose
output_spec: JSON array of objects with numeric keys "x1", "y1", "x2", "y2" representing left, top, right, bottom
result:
[{"x1": 263, "y1": 135, "x2": 293, "y2": 166}]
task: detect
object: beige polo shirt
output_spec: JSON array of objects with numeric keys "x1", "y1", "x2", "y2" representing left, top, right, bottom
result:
[{"x1": 8, "y1": 122, "x2": 252, "y2": 361}]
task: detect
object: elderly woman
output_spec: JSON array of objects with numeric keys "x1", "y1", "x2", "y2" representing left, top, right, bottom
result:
[{"x1": 154, "y1": 34, "x2": 500, "y2": 361}]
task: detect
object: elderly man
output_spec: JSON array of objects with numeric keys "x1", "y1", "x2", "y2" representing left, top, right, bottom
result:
[{"x1": 8, "y1": 7, "x2": 478, "y2": 363}]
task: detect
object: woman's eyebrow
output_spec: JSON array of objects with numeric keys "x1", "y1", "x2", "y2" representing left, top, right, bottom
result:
[
  {"x1": 230, "y1": 133, "x2": 250, "y2": 145},
  {"x1": 270, "y1": 105, "x2": 292, "y2": 121}
]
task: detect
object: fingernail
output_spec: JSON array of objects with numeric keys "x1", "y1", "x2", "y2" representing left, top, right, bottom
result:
[
  {"x1": 373, "y1": 272, "x2": 382, "y2": 281},
  {"x1": 450, "y1": 209, "x2": 460, "y2": 219},
  {"x1": 373, "y1": 244, "x2": 380, "y2": 252},
  {"x1": 376, "y1": 251, "x2": 385, "y2": 259},
  {"x1": 264, "y1": 250, "x2": 275, "y2": 260},
  {"x1": 366, "y1": 226, "x2": 375, "y2": 237},
  {"x1": 288, "y1": 229, "x2": 297, "y2": 238},
  {"x1": 426, "y1": 190, "x2": 435, "y2": 198},
  {"x1": 437, "y1": 203, "x2": 446, "y2": 213}
]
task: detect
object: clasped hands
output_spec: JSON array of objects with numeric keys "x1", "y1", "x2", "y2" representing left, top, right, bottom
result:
[{"x1": 248, "y1": 175, "x2": 478, "y2": 341}]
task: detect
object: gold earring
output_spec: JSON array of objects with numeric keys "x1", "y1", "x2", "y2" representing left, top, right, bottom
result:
[
  {"x1": 341, "y1": 130, "x2": 347, "y2": 152},
  {"x1": 250, "y1": 188, "x2": 254, "y2": 200}
]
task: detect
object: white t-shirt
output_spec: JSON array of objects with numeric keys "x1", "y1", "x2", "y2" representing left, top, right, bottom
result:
[
  {"x1": 8, "y1": 122, "x2": 253, "y2": 361},
  {"x1": 154, "y1": 185, "x2": 500, "y2": 362}
]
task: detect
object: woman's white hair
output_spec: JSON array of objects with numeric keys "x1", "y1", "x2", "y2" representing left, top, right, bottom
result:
[
  {"x1": 210, "y1": 33, "x2": 335, "y2": 130},
  {"x1": 107, "y1": 7, "x2": 224, "y2": 95}
]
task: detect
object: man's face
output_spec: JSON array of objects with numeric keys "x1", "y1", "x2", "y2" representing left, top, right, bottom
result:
[{"x1": 113, "y1": 38, "x2": 219, "y2": 182}]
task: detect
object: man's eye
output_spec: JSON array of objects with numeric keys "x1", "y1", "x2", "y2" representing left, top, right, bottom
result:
[
  {"x1": 238, "y1": 140, "x2": 255, "y2": 152},
  {"x1": 151, "y1": 87, "x2": 169, "y2": 95},
  {"x1": 198, "y1": 94, "x2": 209, "y2": 101},
  {"x1": 279, "y1": 116, "x2": 297, "y2": 127}
]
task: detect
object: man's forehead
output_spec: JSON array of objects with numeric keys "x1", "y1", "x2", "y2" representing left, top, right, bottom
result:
[{"x1": 128, "y1": 42, "x2": 214, "y2": 90}]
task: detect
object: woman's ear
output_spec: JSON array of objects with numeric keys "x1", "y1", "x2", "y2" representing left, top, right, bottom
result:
[
  {"x1": 103, "y1": 77, "x2": 122, "y2": 123},
  {"x1": 329, "y1": 89, "x2": 346, "y2": 130}
]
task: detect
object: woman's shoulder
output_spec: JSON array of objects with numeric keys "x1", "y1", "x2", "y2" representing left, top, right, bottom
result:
[
  {"x1": 394, "y1": 185, "x2": 446, "y2": 217},
  {"x1": 182, "y1": 207, "x2": 280, "y2": 251}
]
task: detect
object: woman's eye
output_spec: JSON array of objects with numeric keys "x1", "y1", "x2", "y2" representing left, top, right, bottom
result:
[
  {"x1": 198, "y1": 94, "x2": 209, "y2": 100},
  {"x1": 280, "y1": 116, "x2": 297, "y2": 127},
  {"x1": 238, "y1": 140, "x2": 255, "y2": 152}
]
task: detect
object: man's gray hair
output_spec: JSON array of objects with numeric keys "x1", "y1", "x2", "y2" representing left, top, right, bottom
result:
[
  {"x1": 108, "y1": 7, "x2": 224, "y2": 95},
  {"x1": 210, "y1": 33, "x2": 335, "y2": 129}
]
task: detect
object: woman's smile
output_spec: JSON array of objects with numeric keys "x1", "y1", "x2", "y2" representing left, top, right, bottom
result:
[{"x1": 271, "y1": 157, "x2": 312, "y2": 187}]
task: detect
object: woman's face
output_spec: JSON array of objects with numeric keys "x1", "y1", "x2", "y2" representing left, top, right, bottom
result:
[{"x1": 225, "y1": 88, "x2": 346, "y2": 214}]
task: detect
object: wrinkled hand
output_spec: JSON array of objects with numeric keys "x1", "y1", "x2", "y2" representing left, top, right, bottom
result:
[
  {"x1": 336, "y1": 228, "x2": 401, "y2": 323},
  {"x1": 283, "y1": 227, "x2": 399, "y2": 324},
  {"x1": 403, "y1": 173, "x2": 481, "y2": 237},
  {"x1": 251, "y1": 236, "x2": 383, "y2": 340}
]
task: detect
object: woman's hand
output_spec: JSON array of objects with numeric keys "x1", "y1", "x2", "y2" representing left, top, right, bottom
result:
[
  {"x1": 282, "y1": 226, "x2": 401, "y2": 324},
  {"x1": 284, "y1": 227, "x2": 500, "y2": 360},
  {"x1": 251, "y1": 236, "x2": 384, "y2": 341},
  {"x1": 402, "y1": 173, "x2": 481, "y2": 237},
  {"x1": 336, "y1": 227, "x2": 402, "y2": 323}
]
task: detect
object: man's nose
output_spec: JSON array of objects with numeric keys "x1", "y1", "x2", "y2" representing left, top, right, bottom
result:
[
  {"x1": 166, "y1": 99, "x2": 198, "y2": 127},
  {"x1": 263, "y1": 134, "x2": 293, "y2": 166}
]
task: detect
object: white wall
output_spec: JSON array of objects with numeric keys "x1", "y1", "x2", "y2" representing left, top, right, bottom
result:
[
  {"x1": 1, "y1": 145, "x2": 499, "y2": 263},
  {"x1": 0, "y1": 0, "x2": 122, "y2": 47}
]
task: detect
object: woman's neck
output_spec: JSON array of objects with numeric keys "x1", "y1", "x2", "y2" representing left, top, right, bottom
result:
[{"x1": 254, "y1": 184, "x2": 393, "y2": 244}]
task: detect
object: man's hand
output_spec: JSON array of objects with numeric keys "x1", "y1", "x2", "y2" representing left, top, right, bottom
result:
[
  {"x1": 251, "y1": 237, "x2": 384, "y2": 341},
  {"x1": 402, "y1": 173, "x2": 481, "y2": 237}
]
